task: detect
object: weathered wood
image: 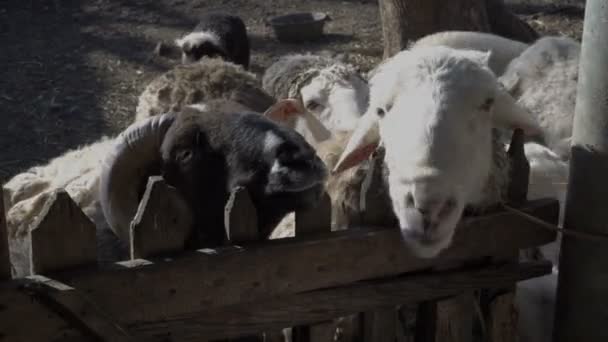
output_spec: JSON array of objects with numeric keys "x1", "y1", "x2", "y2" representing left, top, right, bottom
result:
[
  {"x1": 0, "y1": 187, "x2": 10, "y2": 280},
  {"x1": 130, "y1": 261, "x2": 551, "y2": 341},
  {"x1": 293, "y1": 191, "x2": 334, "y2": 341},
  {"x1": 363, "y1": 308, "x2": 397, "y2": 342},
  {"x1": 29, "y1": 189, "x2": 97, "y2": 275},
  {"x1": 22, "y1": 274, "x2": 134, "y2": 342},
  {"x1": 507, "y1": 128, "x2": 530, "y2": 206},
  {"x1": 11, "y1": 200, "x2": 557, "y2": 326},
  {"x1": 0, "y1": 278, "x2": 85, "y2": 342},
  {"x1": 487, "y1": 292, "x2": 518, "y2": 342},
  {"x1": 295, "y1": 191, "x2": 332, "y2": 235},
  {"x1": 130, "y1": 176, "x2": 193, "y2": 259},
  {"x1": 225, "y1": 186, "x2": 259, "y2": 244},
  {"x1": 224, "y1": 187, "x2": 264, "y2": 341},
  {"x1": 435, "y1": 293, "x2": 475, "y2": 341},
  {"x1": 378, "y1": 0, "x2": 490, "y2": 59}
]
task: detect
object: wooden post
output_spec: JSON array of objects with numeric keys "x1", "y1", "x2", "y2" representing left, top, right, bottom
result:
[
  {"x1": 0, "y1": 187, "x2": 10, "y2": 280},
  {"x1": 224, "y1": 186, "x2": 265, "y2": 342},
  {"x1": 507, "y1": 128, "x2": 530, "y2": 207},
  {"x1": 130, "y1": 176, "x2": 193, "y2": 259},
  {"x1": 29, "y1": 189, "x2": 97, "y2": 275},
  {"x1": 293, "y1": 192, "x2": 338, "y2": 342},
  {"x1": 554, "y1": 0, "x2": 608, "y2": 340}
]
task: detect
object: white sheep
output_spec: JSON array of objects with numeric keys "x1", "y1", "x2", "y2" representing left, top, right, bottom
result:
[
  {"x1": 500, "y1": 36, "x2": 580, "y2": 161},
  {"x1": 410, "y1": 31, "x2": 529, "y2": 76},
  {"x1": 135, "y1": 57, "x2": 275, "y2": 123},
  {"x1": 262, "y1": 53, "x2": 370, "y2": 147},
  {"x1": 331, "y1": 45, "x2": 540, "y2": 258}
]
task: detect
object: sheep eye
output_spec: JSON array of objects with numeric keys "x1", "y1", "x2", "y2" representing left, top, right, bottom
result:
[
  {"x1": 480, "y1": 98, "x2": 494, "y2": 111},
  {"x1": 305, "y1": 100, "x2": 322, "y2": 112},
  {"x1": 176, "y1": 149, "x2": 193, "y2": 163},
  {"x1": 376, "y1": 107, "x2": 385, "y2": 117}
]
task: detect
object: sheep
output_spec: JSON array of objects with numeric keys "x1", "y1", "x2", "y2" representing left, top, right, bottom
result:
[
  {"x1": 135, "y1": 57, "x2": 275, "y2": 123},
  {"x1": 410, "y1": 31, "x2": 529, "y2": 76},
  {"x1": 2, "y1": 136, "x2": 127, "y2": 277},
  {"x1": 174, "y1": 13, "x2": 250, "y2": 68},
  {"x1": 329, "y1": 45, "x2": 540, "y2": 258},
  {"x1": 4, "y1": 100, "x2": 327, "y2": 278},
  {"x1": 499, "y1": 35, "x2": 580, "y2": 161},
  {"x1": 262, "y1": 53, "x2": 370, "y2": 147},
  {"x1": 100, "y1": 102, "x2": 328, "y2": 249}
]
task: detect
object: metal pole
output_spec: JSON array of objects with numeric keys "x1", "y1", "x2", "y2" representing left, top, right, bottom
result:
[{"x1": 553, "y1": 1, "x2": 608, "y2": 341}]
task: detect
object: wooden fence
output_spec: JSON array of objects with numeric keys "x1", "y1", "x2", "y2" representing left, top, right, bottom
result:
[{"x1": 0, "y1": 130, "x2": 559, "y2": 342}]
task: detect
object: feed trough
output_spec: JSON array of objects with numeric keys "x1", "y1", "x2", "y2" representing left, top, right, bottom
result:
[{"x1": 266, "y1": 12, "x2": 330, "y2": 43}]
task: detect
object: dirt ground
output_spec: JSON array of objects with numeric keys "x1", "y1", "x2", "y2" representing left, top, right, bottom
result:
[{"x1": 0, "y1": 0, "x2": 585, "y2": 182}]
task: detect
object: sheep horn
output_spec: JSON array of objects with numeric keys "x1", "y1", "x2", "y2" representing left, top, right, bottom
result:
[
  {"x1": 99, "y1": 113, "x2": 177, "y2": 243},
  {"x1": 332, "y1": 111, "x2": 381, "y2": 174}
]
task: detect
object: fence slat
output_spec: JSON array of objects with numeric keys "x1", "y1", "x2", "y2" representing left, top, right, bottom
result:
[
  {"x1": 224, "y1": 186, "x2": 264, "y2": 342},
  {"x1": 225, "y1": 186, "x2": 259, "y2": 244},
  {"x1": 29, "y1": 189, "x2": 97, "y2": 275},
  {"x1": 507, "y1": 128, "x2": 530, "y2": 206},
  {"x1": 130, "y1": 176, "x2": 193, "y2": 259},
  {"x1": 293, "y1": 191, "x2": 334, "y2": 342},
  {"x1": 129, "y1": 261, "x2": 550, "y2": 341},
  {"x1": 363, "y1": 308, "x2": 397, "y2": 342},
  {"x1": 487, "y1": 291, "x2": 518, "y2": 342},
  {"x1": 1, "y1": 187, "x2": 10, "y2": 280}
]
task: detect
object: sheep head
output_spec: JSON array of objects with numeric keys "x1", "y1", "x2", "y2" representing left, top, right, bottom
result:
[
  {"x1": 333, "y1": 46, "x2": 541, "y2": 258},
  {"x1": 175, "y1": 32, "x2": 228, "y2": 64},
  {"x1": 100, "y1": 105, "x2": 328, "y2": 246}
]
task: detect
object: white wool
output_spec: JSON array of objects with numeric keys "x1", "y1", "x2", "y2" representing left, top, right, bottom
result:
[
  {"x1": 3, "y1": 137, "x2": 117, "y2": 277},
  {"x1": 500, "y1": 36, "x2": 580, "y2": 161},
  {"x1": 411, "y1": 31, "x2": 529, "y2": 75}
]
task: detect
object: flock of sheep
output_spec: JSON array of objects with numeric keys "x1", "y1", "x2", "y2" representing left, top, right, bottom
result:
[{"x1": 1, "y1": 11, "x2": 580, "y2": 342}]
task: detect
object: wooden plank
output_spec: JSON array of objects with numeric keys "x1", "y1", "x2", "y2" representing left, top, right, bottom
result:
[
  {"x1": 130, "y1": 261, "x2": 551, "y2": 341},
  {"x1": 225, "y1": 186, "x2": 259, "y2": 244},
  {"x1": 434, "y1": 293, "x2": 475, "y2": 341},
  {"x1": 29, "y1": 189, "x2": 97, "y2": 275},
  {"x1": 224, "y1": 187, "x2": 265, "y2": 342},
  {"x1": 22, "y1": 274, "x2": 135, "y2": 342},
  {"x1": 295, "y1": 191, "x2": 332, "y2": 235},
  {"x1": 487, "y1": 292, "x2": 518, "y2": 342},
  {"x1": 363, "y1": 308, "x2": 397, "y2": 342},
  {"x1": 0, "y1": 186, "x2": 10, "y2": 280},
  {"x1": 506, "y1": 128, "x2": 530, "y2": 206},
  {"x1": 0, "y1": 279, "x2": 85, "y2": 342},
  {"x1": 11, "y1": 199, "x2": 557, "y2": 326},
  {"x1": 130, "y1": 176, "x2": 193, "y2": 259}
]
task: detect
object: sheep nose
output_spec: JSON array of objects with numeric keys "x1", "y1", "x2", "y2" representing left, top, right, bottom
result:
[{"x1": 407, "y1": 193, "x2": 457, "y2": 232}]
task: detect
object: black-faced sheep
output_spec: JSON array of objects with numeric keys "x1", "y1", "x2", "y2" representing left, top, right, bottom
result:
[
  {"x1": 135, "y1": 57, "x2": 275, "y2": 123},
  {"x1": 4, "y1": 101, "x2": 327, "y2": 278},
  {"x1": 331, "y1": 45, "x2": 540, "y2": 258},
  {"x1": 262, "y1": 53, "x2": 370, "y2": 147},
  {"x1": 175, "y1": 13, "x2": 250, "y2": 69},
  {"x1": 101, "y1": 103, "x2": 328, "y2": 249}
]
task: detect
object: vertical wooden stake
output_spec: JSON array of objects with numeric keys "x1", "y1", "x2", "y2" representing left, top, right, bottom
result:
[
  {"x1": 29, "y1": 189, "x2": 97, "y2": 275},
  {"x1": 130, "y1": 176, "x2": 193, "y2": 259},
  {"x1": 507, "y1": 128, "x2": 530, "y2": 207}
]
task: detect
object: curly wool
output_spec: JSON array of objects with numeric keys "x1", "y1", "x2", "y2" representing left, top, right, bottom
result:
[
  {"x1": 499, "y1": 36, "x2": 580, "y2": 160},
  {"x1": 262, "y1": 53, "x2": 365, "y2": 101},
  {"x1": 135, "y1": 57, "x2": 275, "y2": 122}
]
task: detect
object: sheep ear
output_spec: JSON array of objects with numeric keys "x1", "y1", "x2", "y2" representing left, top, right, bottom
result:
[
  {"x1": 263, "y1": 99, "x2": 304, "y2": 122},
  {"x1": 265, "y1": 99, "x2": 332, "y2": 143},
  {"x1": 492, "y1": 87, "x2": 541, "y2": 136},
  {"x1": 333, "y1": 112, "x2": 381, "y2": 174}
]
